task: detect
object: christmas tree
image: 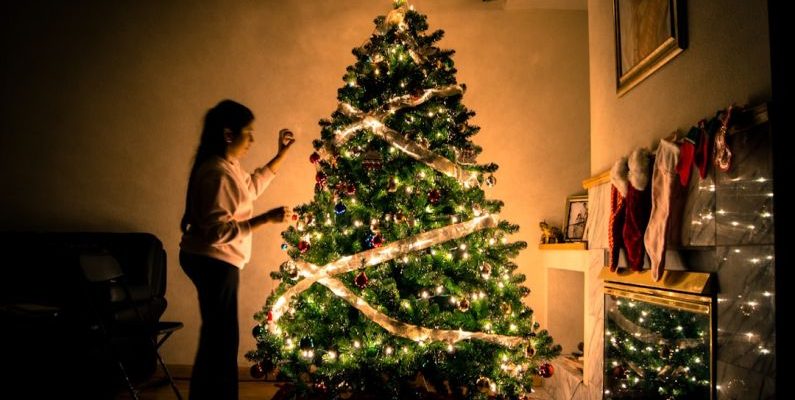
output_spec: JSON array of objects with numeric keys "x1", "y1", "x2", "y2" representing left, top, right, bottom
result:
[{"x1": 248, "y1": 1, "x2": 560, "y2": 398}]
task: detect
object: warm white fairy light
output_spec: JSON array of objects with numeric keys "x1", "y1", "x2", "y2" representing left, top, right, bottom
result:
[
  {"x1": 353, "y1": 340, "x2": 361, "y2": 349},
  {"x1": 331, "y1": 86, "x2": 480, "y2": 186}
]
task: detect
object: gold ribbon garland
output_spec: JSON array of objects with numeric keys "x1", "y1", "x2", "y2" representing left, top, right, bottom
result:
[
  {"x1": 269, "y1": 214, "x2": 527, "y2": 347},
  {"x1": 330, "y1": 85, "x2": 480, "y2": 187},
  {"x1": 270, "y1": 214, "x2": 499, "y2": 321},
  {"x1": 318, "y1": 276, "x2": 526, "y2": 347}
]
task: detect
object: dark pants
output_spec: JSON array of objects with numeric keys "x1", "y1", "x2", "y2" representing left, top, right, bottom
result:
[{"x1": 180, "y1": 251, "x2": 240, "y2": 400}]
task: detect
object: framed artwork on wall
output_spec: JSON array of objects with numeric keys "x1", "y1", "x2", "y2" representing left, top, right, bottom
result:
[
  {"x1": 614, "y1": 0, "x2": 687, "y2": 96},
  {"x1": 564, "y1": 194, "x2": 588, "y2": 242}
]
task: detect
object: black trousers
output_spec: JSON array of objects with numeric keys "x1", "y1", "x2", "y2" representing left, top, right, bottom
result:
[{"x1": 180, "y1": 251, "x2": 240, "y2": 400}]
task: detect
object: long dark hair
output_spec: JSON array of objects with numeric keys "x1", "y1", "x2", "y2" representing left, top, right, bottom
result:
[{"x1": 181, "y1": 99, "x2": 254, "y2": 233}]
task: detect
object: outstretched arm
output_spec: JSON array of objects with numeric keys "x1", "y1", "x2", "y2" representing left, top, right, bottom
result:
[
  {"x1": 248, "y1": 206, "x2": 292, "y2": 230},
  {"x1": 266, "y1": 128, "x2": 295, "y2": 173}
]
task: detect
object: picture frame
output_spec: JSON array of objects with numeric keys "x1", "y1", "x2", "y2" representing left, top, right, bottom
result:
[
  {"x1": 564, "y1": 194, "x2": 588, "y2": 242},
  {"x1": 614, "y1": 0, "x2": 687, "y2": 96}
]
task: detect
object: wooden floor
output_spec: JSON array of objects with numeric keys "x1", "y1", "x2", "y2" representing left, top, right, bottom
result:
[
  {"x1": 114, "y1": 378, "x2": 281, "y2": 400},
  {"x1": 114, "y1": 369, "x2": 552, "y2": 400},
  {"x1": 116, "y1": 381, "x2": 552, "y2": 400}
]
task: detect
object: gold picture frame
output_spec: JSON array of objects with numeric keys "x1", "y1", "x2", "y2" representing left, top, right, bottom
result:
[
  {"x1": 563, "y1": 194, "x2": 588, "y2": 242},
  {"x1": 614, "y1": 0, "x2": 687, "y2": 96}
]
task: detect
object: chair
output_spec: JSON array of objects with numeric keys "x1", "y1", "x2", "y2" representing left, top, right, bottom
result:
[{"x1": 79, "y1": 252, "x2": 183, "y2": 400}]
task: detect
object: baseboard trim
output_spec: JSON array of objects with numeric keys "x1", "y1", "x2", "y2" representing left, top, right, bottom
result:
[{"x1": 166, "y1": 364, "x2": 272, "y2": 382}]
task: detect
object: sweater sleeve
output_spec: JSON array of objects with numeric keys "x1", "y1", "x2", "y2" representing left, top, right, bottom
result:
[
  {"x1": 194, "y1": 169, "x2": 251, "y2": 245},
  {"x1": 248, "y1": 165, "x2": 276, "y2": 198}
]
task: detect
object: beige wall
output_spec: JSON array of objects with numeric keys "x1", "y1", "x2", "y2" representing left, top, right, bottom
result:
[
  {"x1": 0, "y1": 1, "x2": 589, "y2": 365},
  {"x1": 588, "y1": 0, "x2": 771, "y2": 175}
]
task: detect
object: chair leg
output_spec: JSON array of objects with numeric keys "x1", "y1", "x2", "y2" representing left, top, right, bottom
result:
[
  {"x1": 116, "y1": 359, "x2": 140, "y2": 400},
  {"x1": 145, "y1": 335, "x2": 183, "y2": 400},
  {"x1": 155, "y1": 351, "x2": 183, "y2": 400}
]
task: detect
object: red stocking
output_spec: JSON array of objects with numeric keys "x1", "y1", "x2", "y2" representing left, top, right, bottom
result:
[
  {"x1": 623, "y1": 148, "x2": 652, "y2": 272},
  {"x1": 609, "y1": 157, "x2": 628, "y2": 272}
]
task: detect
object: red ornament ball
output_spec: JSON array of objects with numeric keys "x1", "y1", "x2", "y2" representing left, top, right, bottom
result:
[
  {"x1": 428, "y1": 189, "x2": 442, "y2": 205},
  {"x1": 538, "y1": 363, "x2": 554, "y2": 378},
  {"x1": 250, "y1": 363, "x2": 266, "y2": 379},
  {"x1": 298, "y1": 240, "x2": 310, "y2": 253},
  {"x1": 370, "y1": 234, "x2": 383, "y2": 247},
  {"x1": 611, "y1": 365, "x2": 626, "y2": 378},
  {"x1": 309, "y1": 152, "x2": 321, "y2": 164},
  {"x1": 355, "y1": 271, "x2": 369, "y2": 288},
  {"x1": 315, "y1": 171, "x2": 327, "y2": 185}
]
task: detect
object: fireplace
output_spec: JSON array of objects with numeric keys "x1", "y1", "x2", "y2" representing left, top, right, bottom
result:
[{"x1": 602, "y1": 272, "x2": 715, "y2": 399}]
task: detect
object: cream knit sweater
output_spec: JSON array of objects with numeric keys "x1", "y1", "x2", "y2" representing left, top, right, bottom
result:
[{"x1": 180, "y1": 155, "x2": 275, "y2": 269}]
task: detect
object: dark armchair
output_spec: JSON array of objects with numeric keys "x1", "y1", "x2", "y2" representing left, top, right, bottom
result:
[{"x1": 0, "y1": 232, "x2": 180, "y2": 398}]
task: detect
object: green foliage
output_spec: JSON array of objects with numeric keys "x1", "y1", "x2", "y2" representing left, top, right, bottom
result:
[{"x1": 247, "y1": 3, "x2": 559, "y2": 399}]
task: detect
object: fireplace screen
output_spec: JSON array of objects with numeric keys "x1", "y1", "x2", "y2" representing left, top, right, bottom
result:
[{"x1": 603, "y1": 283, "x2": 713, "y2": 399}]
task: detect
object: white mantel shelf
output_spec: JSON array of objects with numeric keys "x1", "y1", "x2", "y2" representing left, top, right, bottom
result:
[{"x1": 539, "y1": 243, "x2": 589, "y2": 272}]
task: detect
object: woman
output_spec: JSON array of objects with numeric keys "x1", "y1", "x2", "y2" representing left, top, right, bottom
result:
[{"x1": 179, "y1": 99, "x2": 294, "y2": 399}]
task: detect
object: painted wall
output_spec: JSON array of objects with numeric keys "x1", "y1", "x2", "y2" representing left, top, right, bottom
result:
[
  {"x1": 0, "y1": 0, "x2": 589, "y2": 366},
  {"x1": 588, "y1": 0, "x2": 771, "y2": 175}
]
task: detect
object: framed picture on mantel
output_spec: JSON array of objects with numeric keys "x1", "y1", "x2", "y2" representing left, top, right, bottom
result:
[
  {"x1": 564, "y1": 194, "x2": 588, "y2": 242},
  {"x1": 614, "y1": 0, "x2": 687, "y2": 96}
]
